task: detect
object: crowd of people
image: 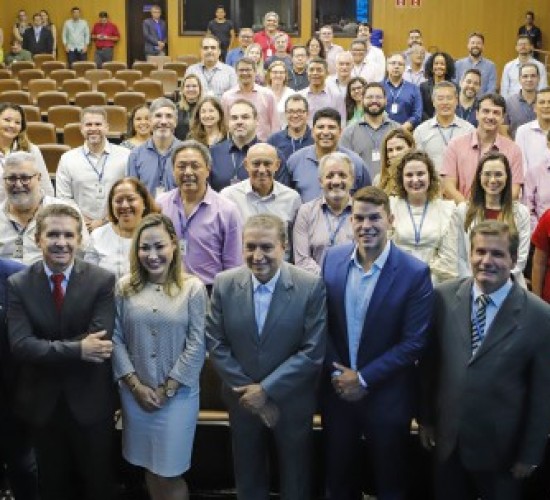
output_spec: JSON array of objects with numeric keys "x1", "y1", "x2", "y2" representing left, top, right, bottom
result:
[{"x1": 0, "y1": 5, "x2": 550, "y2": 500}]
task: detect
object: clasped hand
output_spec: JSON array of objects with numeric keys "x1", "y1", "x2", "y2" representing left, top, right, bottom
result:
[
  {"x1": 234, "y1": 384, "x2": 280, "y2": 428},
  {"x1": 332, "y1": 362, "x2": 367, "y2": 402},
  {"x1": 81, "y1": 330, "x2": 112, "y2": 363}
]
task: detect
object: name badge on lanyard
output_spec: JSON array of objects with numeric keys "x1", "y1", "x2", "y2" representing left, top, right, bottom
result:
[{"x1": 391, "y1": 103, "x2": 399, "y2": 114}]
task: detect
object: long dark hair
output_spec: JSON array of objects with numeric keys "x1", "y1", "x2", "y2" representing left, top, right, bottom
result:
[
  {"x1": 424, "y1": 51, "x2": 456, "y2": 81},
  {"x1": 345, "y1": 77, "x2": 366, "y2": 121}
]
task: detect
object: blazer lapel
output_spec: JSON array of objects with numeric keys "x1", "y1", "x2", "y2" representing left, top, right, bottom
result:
[
  {"x1": 452, "y1": 279, "x2": 476, "y2": 364},
  {"x1": 236, "y1": 270, "x2": 260, "y2": 343},
  {"x1": 470, "y1": 283, "x2": 523, "y2": 364},
  {"x1": 31, "y1": 262, "x2": 58, "y2": 333},
  {"x1": 62, "y1": 259, "x2": 85, "y2": 316},
  {"x1": 259, "y1": 263, "x2": 293, "y2": 345}
]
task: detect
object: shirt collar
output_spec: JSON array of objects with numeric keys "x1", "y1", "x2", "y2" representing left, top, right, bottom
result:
[
  {"x1": 83, "y1": 140, "x2": 111, "y2": 156},
  {"x1": 472, "y1": 278, "x2": 513, "y2": 308},
  {"x1": 228, "y1": 137, "x2": 257, "y2": 153},
  {"x1": 320, "y1": 195, "x2": 352, "y2": 213},
  {"x1": 252, "y1": 267, "x2": 281, "y2": 293},
  {"x1": 429, "y1": 116, "x2": 460, "y2": 128},
  {"x1": 350, "y1": 240, "x2": 391, "y2": 273},
  {"x1": 43, "y1": 262, "x2": 74, "y2": 282},
  {"x1": 284, "y1": 126, "x2": 311, "y2": 141},
  {"x1": 243, "y1": 178, "x2": 280, "y2": 198}
]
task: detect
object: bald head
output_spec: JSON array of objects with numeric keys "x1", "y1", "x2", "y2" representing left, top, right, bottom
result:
[
  {"x1": 336, "y1": 51, "x2": 353, "y2": 80},
  {"x1": 244, "y1": 143, "x2": 281, "y2": 196}
]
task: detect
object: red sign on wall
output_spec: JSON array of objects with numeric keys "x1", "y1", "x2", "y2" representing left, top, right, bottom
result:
[
  {"x1": 396, "y1": 0, "x2": 406, "y2": 6},
  {"x1": 411, "y1": 0, "x2": 421, "y2": 6}
]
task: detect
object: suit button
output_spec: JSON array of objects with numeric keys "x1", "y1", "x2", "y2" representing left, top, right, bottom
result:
[
  {"x1": 151, "y1": 353, "x2": 156, "y2": 358},
  {"x1": 151, "y1": 330, "x2": 157, "y2": 335},
  {"x1": 153, "y1": 307, "x2": 158, "y2": 312}
]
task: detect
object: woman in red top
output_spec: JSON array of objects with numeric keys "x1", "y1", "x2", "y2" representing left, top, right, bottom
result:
[{"x1": 531, "y1": 210, "x2": 550, "y2": 302}]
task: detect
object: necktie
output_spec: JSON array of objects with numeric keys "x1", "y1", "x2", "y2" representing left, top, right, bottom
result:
[
  {"x1": 471, "y1": 294, "x2": 490, "y2": 354},
  {"x1": 51, "y1": 273, "x2": 65, "y2": 312},
  {"x1": 255, "y1": 284, "x2": 270, "y2": 336}
]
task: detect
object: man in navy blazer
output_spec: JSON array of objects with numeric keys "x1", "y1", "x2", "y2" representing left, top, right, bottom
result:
[
  {"x1": 22, "y1": 13, "x2": 54, "y2": 56},
  {"x1": 322, "y1": 186, "x2": 434, "y2": 500},
  {"x1": 0, "y1": 258, "x2": 39, "y2": 500},
  {"x1": 143, "y1": 4, "x2": 167, "y2": 58}
]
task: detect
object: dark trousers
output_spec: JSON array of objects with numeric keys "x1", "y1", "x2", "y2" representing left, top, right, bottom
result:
[
  {"x1": 94, "y1": 47, "x2": 113, "y2": 68},
  {"x1": 0, "y1": 408, "x2": 39, "y2": 500},
  {"x1": 323, "y1": 393, "x2": 410, "y2": 500},
  {"x1": 67, "y1": 49, "x2": 87, "y2": 67},
  {"x1": 435, "y1": 447, "x2": 522, "y2": 500},
  {"x1": 228, "y1": 402, "x2": 314, "y2": 500},
  {"x1": 32, "y1": 398, "x2": 114, "y2": 500}
]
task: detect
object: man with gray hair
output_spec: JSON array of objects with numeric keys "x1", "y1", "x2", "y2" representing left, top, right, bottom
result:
[
  {"x1": 326, "y1": 51, "x2": 354, "y2": 97},
  {"x1": 413, "y1": 81, "x2": 474, "y2": 172},
  {"x1": 253, "y1": 11, "x2": 292, "y2": 60},
  {"x1": 293, "y1": 151, "x2": 355, "y2": 274},
  {"x1": 56, "y1": 106, "x2": 129, "y2": 232},
  {"x1": 157, "y1": 140, "x2": 242, "y2": 289},
  {"x1": 220, "y1": 143, "x2": 301, "y2": 260},
  {"x1": 127, "y1": 97, "x2": 183, "y2": 197},
  {"x1": 0, "y1": 152, "x2": 88, "y2": 264}
]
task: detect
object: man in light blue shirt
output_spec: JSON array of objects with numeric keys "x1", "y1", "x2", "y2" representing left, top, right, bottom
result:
[
  {"x1": 322, "y1": 186, "x2": 433, "y2": 499},
  {"x1": 455, "y1": 32, "x2": 497, "y2": 95},
  {"x1": 62, "y1": 6, "x2": 90, "y2": 67}
]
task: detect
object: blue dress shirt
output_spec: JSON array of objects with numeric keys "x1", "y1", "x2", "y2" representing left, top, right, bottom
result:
[
  {"x1": 383, "y1": 79, "x2": 423, "y2": 128},
  {"x1": 267, "y1": 126, "x2": 314, "y2": 163},
  {"x1": 252, "y1": 269, "x2": 281, "y2": 335}
]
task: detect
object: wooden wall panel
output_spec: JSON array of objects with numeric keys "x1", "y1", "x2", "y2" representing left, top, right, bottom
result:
[{"x1": 2, "y1": 1, "x2": 547, "y2": 78}]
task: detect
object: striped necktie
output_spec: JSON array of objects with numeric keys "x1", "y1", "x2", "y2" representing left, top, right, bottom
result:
[{"x1": 471, "y1": 294, "x2": 490, "y2": 354}]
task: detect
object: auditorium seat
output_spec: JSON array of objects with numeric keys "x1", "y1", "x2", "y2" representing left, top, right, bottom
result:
[
  {"x1": 0, "y1": 90, "x2": 31, "y2": 105},
  {"x1": 28, "y1": 79, "x2": 57, "y2": 105},
  {"x1": 26, "y1": 122, "x2": 56, "y2": 145},
  {"x1": 0, "y1": 79, "x2": 21, "y2": 93},
  {"x1": 72, "y1": 61, "x2": 96, "y2": 78}
]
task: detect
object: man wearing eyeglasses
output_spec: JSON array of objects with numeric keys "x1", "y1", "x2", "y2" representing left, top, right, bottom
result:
[
  {"x1": 340, "y1": 82, "x2": 399, "y2": 179},
  {"x1": 0, "y1": 151, "x2": 88, "y2": 264},
  {"x1": 226, "y1": 27, "x2": 254, "y2": 68},
  {"x1": 220, "y1": 143, "x2": 301, "y2": 261}
]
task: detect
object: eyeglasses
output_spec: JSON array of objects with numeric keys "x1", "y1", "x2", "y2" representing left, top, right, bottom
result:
[
  {"x1": 350, "y1": 86, "x2": 365, "y2": 93},
  {"x1": 3, "y1": 174, "x2": 38, "y2": 185},
  {"x1": 286, "y1": 109, "x2": 307, "y2": 115}
]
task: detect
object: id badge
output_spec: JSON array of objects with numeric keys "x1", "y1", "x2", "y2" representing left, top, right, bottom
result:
[
  {"x1": 391, "y1": 103, "x2": 399, "y2": 114},
  {"x1": 13, "y1": 236, "x2": 23, "y2": 259},
  {"x1": 155, "y1": 186, "x2": 165, "y2": 199},
  {"x1": 371, "y1": 150, "x2": 381, "y2": 162},
  {"x1": 95, "y1": 183, "x2": 106, "y2": 199},
  {"x1": 266, "y1": 48, "x2": 273, "y2": 58},
  {"x1": 179, "y1": 239, "x2": 187, "y2": 255}
]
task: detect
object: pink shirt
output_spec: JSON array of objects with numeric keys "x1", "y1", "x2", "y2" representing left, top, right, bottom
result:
[
  {"x1": 440, "y1": 131, "x2": 524, "y2": 198},
  {"x1": 221, "y1": 84, "x2": 281, "y2": 141},
  {"x1": 523, "y1": 150, "x2": 550, "y2": 230},
  {"x1": 515, "y1": 120, "x2": 549, "y2": 173}
]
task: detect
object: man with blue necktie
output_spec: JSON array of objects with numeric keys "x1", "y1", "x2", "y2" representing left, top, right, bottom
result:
[{"x1": 419, "y1": 220, "x2": 550, "y2": 500}]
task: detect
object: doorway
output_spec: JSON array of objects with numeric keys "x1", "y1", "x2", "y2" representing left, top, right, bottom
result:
[{"x1": 126, "y1": 0, "x2": 168, "y2": 64}]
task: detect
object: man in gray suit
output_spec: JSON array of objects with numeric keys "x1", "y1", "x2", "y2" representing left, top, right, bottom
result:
[
  {"x1": 419, "y1": 220, "x2": 550, "y2": 500},
  {"x1": 207, "y1": 213, "x2": 326, "y2": 500}
]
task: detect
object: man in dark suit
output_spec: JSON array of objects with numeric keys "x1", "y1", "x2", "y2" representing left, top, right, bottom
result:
[
  {"x1": 207, "y1": 213, "x2": 326, "y2": 500},
  {"x1": 22, "y1": 13, "x2": 54, "y2": 56},
  {"x1": 0, "y1": 258, "x2": 38, "y2": 500},
  {"x1": 322, "y1": 186, "x2": 434, "y2": 500},
  {"x1": 142, "y1": 4, "x2": 167, "y2": 58},
  {"x1": 7, "y1": 204, "x2": 116, "y2": 500},
  {"x1": 419, "y1": 220, "x2": 550, "y2": 500}
]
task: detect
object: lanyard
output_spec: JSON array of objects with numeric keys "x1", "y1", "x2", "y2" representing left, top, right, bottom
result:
[
  {"x1": 360, "y1": 123, "x2": 383, "y2": 150},
  {"x1": 352, "y1": 64, "x2": 365, "y2": 78},
  {"x1": 436, "y1": 124, "x2": 456, "y2": 146},
  {"x1": 386, "y1": 81, "x2": 404, "y2": 103},
  {"x1": 82, "y1": 147, "x2": 108, "y2": 182},
  {"x1": 202, "y1": 66, "x2": 217, "y2": 87},
  {"x1": 458, "y1": 104, "x2": 474, "y2": 123},
  {"x1": 231, "y1": 152, "x2": 245, "y2": 179},
  {"x1": 290, "y1": 135, "x2": 305, "y2": 153},
  {"x1": 323, "y1": 206, "x2": 349, "y2": 247},
  {"x1": 153, "y1": 148, "x2": 170, "y2": 187},
  {"x1": 406, "y1": 200, "x2": 428, "y2": 246}
]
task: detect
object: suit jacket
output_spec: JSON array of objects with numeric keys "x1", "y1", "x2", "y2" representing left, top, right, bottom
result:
[
  {"x1": 322, "y1": 242, "x2": 433, "y2": 424},
  {"x1": 22, "y1": 26, "x2": 54, "y2": 55},
  {"x1": 0, "y1": 258, "x2": 25, "y2": 405},
  {"x1": 8, "y1": 259, "x2": 115, "y2": 427},
  {"x1": 420, "y1": 278, "x2": 550, "y2": 470},
  {"x1": 143, "y1": 17, "x2": 167, "y2": 56},
  {"x1": 206, "y1": 262, "x2": 326, "y2": 415}
]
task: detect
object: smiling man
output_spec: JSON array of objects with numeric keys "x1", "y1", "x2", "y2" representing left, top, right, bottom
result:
[
  {"x1": 220, "y1": 143, "x2": 301, "y2": 260},
  {"x1": 322, "y1": 186, "x2": 433, "y2": 499},
  {"x1": 0, "y1": 152, "x2": 88, "y2": 264},
  {"x1": 420, "y1": 220, "x2": 550, "y2": 500},
  {"x1": 287, "y1": 107, "x2": 370, "y2": 202},
  {"x1": 156, "y1": 139, "x2": 242, "y2": 289},
  {"x1": 441, "y1": 93, "x2": 524, "y2": 202},
  {"x1": 207, "y1": 212, "x2": 326, "y2": 500},
  {"x1": 127, "y1": 97, "x2": 183, "y2": 198},
  {"x1": 55, "y1": 106, "x2": 129, "y2": 232},
  {"x1": 8, "y1": 202, "x2": 116, "y2": 500}
]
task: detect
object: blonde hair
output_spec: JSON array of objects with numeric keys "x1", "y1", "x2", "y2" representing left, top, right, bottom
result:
[{"x1": 121, "y1": 214, "x2": 186, "y2": 297}]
